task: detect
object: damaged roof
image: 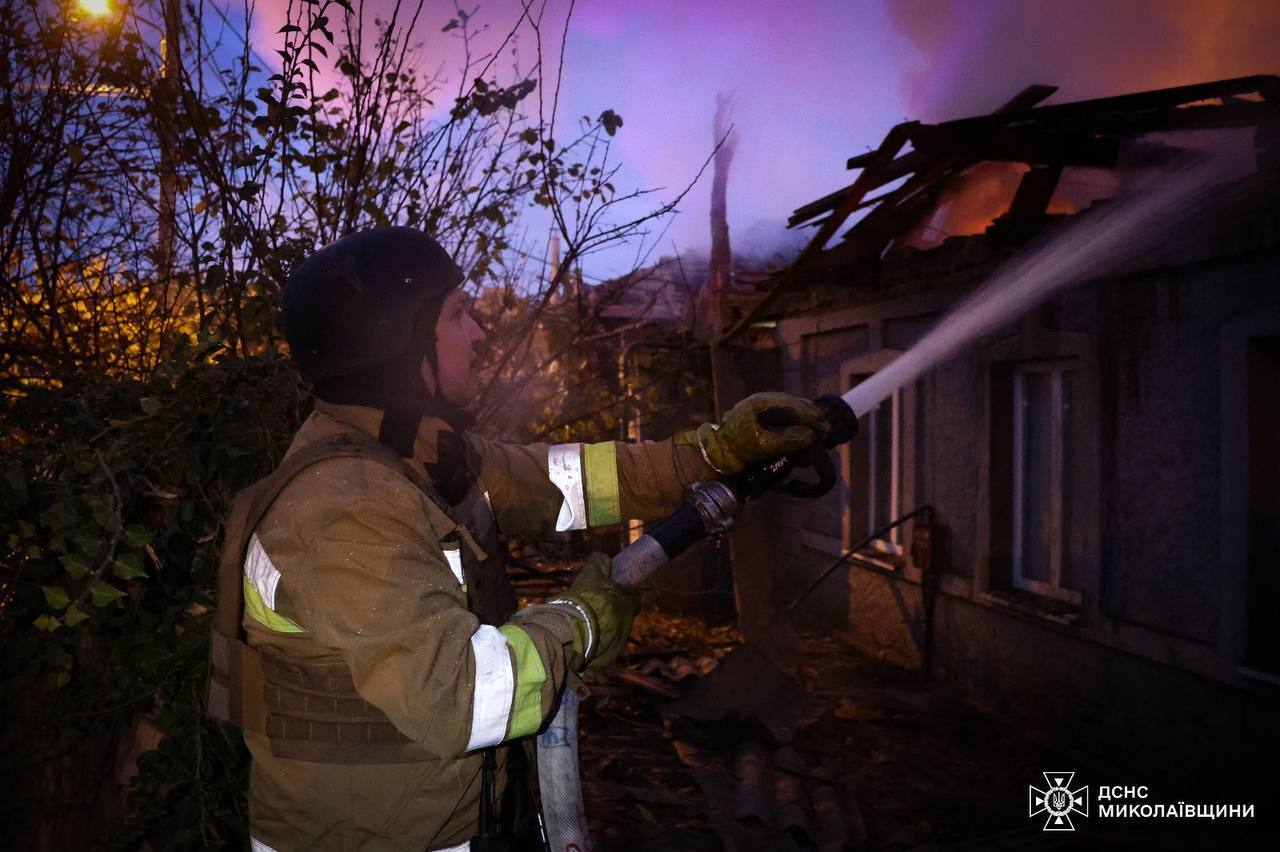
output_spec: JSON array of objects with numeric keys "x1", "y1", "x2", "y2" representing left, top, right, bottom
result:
[{"x1": 726, "y1": 74, "x2": 1280, "y2": 337}]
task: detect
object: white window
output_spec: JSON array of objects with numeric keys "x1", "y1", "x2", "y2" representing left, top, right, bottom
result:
[
  {"x1": 849, "y1": 379, "x2": 904, "y2": 559},
  {"x1": 1011, "y1": 361, "x2": 1078, "y2": 602}
]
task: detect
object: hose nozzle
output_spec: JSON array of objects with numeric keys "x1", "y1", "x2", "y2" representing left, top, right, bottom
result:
[{"x1": 815, "y1": 394, "x2": 858, "y2": 448}]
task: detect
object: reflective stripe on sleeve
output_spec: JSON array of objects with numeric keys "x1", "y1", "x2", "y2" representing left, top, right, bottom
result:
[
  {"x1": 244, "y1": 534, "x2": 281, "y2": 608},
  {"x1": 250, "y1": 839, "x2": 279, "y2": 852},
  {"x1": 243, "y1": 578, "x2": 305, "y2": 633},
  {"x1": 498, "y1": 625, "x2": 548, "y2": 739},
  {"x1": 242, "y1": 535, "x2": 304, "y2": 633},
  {"x1": 466, "y1": 625, "x2": 515, "y2": 751},
  {"x1": 548, "y1": 443, "x2": 587, "y2": 532},
  {"x1": 583, "y1": 441, "x2": 621, "y2": 527}
]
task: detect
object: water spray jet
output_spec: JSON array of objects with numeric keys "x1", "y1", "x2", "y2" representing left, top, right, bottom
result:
[{"x1": 842, "y1": 154, "x2": 1236, "y2": 419}]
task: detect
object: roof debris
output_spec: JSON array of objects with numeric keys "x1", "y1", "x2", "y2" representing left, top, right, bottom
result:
[{"x1": 726, "y1": 74, "x2": 1280, "y2": 338}]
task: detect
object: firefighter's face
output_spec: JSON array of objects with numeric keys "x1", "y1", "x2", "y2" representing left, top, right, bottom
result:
[{"x1": 422, "y1": 288, "x2": 486, "y2": 406}]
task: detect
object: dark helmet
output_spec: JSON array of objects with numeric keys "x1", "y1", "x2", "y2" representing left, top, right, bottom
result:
[{"x1": 281, "y1": 227, "x2": 463, "y2": 384}]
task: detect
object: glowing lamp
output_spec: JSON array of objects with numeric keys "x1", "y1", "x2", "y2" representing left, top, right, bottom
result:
[{"x1": 76, "y1": 0, "x2": 114, "y2": 18}]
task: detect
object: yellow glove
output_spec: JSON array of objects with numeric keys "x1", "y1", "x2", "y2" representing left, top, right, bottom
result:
[
  {"x1": 552, "y1": 552, "x2": 640, "y2": 670},
  {"x1": 695, "y1": 392, "x2": 830, "y2": 475}
]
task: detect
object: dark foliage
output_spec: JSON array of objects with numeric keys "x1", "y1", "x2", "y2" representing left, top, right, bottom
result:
[{"x1": 1, "y1": 344, "x2": 307, "y2": 847}]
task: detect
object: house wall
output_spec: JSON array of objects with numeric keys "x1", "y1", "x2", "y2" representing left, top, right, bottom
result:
[{"x1": 775, "y1": 249, "x2": 1280, "y2": 782}]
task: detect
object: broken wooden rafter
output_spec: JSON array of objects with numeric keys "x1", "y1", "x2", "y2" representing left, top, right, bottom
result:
[
  {"x1": 722, "y1": 74, "x2": 1280, "y2": 342},
  {"x1": 789, "y1": 149, "x2": 932, "y2": 227},
  {"x1": 812, "y1": 156, "x2": 970, "y2": 270},
  {"x1": 788, "y1": 181, "x2": 929, "y2": 231},
  {"x1": 723, "y1": 123, "x2": 915, "y2": 340}
]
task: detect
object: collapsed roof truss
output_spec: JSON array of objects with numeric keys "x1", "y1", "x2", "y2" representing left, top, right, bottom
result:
[{"x1": 725, "y1": 74, "x2": 1279, "y2": 340}]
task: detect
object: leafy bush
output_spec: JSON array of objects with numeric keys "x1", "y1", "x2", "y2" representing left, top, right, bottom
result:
[{"x1": 1, "y1": 342, "x2": 308, "y2": 847}]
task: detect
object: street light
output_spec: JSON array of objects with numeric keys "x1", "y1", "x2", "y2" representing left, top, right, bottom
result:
[
  {"x1": 76, "y1": 0, "x2": 115, "y2": 19},
  {"x1": 72, "y1": 0, "x2": 181, "y2": 282}
]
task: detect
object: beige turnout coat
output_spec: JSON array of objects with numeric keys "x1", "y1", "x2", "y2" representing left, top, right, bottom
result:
[{"x1": 241, "y1": 401, "x2": 709, "y2": 851}]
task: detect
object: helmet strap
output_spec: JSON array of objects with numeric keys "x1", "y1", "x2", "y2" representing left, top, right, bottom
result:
[{"x1": 378, "y1": 407, "x2": 422, "y2": 459}]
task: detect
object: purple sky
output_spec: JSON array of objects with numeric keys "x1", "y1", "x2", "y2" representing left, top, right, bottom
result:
[
  {"x1": 247, "y1": 0, "x2": 1280, "y2": 280},
  {"x1": 560, "y1": 1, "x2": 911, "y2": 274}
]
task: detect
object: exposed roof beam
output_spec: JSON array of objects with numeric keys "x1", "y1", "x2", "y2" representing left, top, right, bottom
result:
[
  {"x1": 724, "y1": 123, "x2": 915, "y2": 340},
  {"x1": 742, "y1": 74, "x2": 1280, "y2": 343}
]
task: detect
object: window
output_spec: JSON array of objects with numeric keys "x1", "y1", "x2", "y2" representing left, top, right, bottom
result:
[
  {"x1": 1010, "y1": 361, "x2": 1079, "y2": 603},
  {"x1": 836, "y1": 347, "x2": 920, "y2": 570},
  {"x1": 848, "y1": 378, "x2": 905, "y2": 560}
]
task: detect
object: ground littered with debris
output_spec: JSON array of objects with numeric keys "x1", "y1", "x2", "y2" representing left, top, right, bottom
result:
[{"x1": 514, "y1": 564, "x2": 1268, "y2": 851}]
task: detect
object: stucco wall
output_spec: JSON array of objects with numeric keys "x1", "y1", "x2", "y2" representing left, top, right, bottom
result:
[{"x1": 774, "y1": 249, "x2": 1280, "y2": 778}]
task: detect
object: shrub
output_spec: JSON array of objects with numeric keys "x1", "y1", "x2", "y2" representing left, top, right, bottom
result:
[{"x1": 1, "y1": 341, "x2": 307, "y2": 848}]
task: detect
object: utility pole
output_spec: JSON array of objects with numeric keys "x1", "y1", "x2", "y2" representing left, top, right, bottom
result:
[
  {"x1": 706, "y1": 95, "x2": 793, "y2": 646},
  {"x1": 706, "y1": 92, "x2": 738, "y2": 403},
  {"x1": 156, "y1": 0, "x2": 182, "y2": 283},
  {"x1": 703, "y1": 93, "x2": 737, "y2": 346},
  {"x1": 706, "y1": 93, "x2": 755, "y2": 625},
  {"x1": 707, "y1": 96, "x2": 734, "y2": 333}
]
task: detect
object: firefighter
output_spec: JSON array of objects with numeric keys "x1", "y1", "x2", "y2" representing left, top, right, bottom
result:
[{"x1": 210, "y1": 227, "x2": 829, "y2": 851}]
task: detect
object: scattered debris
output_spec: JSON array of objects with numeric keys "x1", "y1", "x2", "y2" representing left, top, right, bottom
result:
[
  {"x1": 664, "y1": 642, "x2": 824, "y2": 743},
  {"x1": 608, "y1": 669, "x2": 682, "y2": 700},
  {"x1": 523, "y1": 573, "x2": 1238, "y2": 850},
  {"x1": 639, "y1": 654, "x2": 719, "y2": 683}
]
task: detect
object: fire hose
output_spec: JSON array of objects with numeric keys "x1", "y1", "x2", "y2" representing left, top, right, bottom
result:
[{"x1": 536, "y1": 394, "x2": 860, "y2": 851}]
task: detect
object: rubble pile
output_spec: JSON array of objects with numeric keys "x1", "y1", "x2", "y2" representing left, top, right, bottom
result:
[
  {"x1": 509, "y1": 559, "x2": 1258, "y2": 850},
  {"x1": 571, "y1": 609, "x2": 1070, "y2": 851}
]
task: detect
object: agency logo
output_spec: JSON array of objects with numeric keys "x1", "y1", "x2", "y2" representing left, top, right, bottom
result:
[{"x1": 1029, "y1": 771, "x2": 1089, "y2": 831}]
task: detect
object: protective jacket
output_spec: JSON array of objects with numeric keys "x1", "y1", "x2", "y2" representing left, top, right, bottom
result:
[{"x1": 215, "y1": 401, "x2": 710, "y2": 851}]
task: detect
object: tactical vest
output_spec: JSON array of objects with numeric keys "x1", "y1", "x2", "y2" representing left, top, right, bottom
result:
[{"x1": 206, "y1": 431, "x2": 517, "y2": 764}]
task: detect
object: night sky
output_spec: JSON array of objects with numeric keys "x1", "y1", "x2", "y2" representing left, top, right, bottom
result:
[{"x1": 244, "y1": 0, "x2": 1280, "y2": 278}]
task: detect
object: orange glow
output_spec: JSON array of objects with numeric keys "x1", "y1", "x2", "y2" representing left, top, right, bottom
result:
[{"x1": 935, "y1": 162, "x2": 1028, "y2": 238}]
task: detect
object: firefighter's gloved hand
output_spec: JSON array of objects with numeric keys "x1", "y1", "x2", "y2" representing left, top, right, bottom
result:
[
  {"x1": 551, "y1": 552, "x2": 639, "y2": 671},
  {"x1": 695, "y1": 392, "x2": 830, "y2": 475}
]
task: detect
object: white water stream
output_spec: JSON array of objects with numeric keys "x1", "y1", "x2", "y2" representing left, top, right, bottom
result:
[{"x1": 842, "y1": 156, "x2": 1234, "y2": 418}]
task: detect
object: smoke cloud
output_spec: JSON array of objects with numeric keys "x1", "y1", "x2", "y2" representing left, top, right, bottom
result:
[
  {"x1": 237, "y1": 1, "x2": 1279, "y2": 274},
  {"x1": 888, "y1": 0, "x2": 1280, "y2": 122},
  {"x1": 886, "y1": 1, "x2": 1279, "y2": 242}
]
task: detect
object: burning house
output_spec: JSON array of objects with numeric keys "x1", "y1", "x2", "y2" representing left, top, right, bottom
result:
[{"x1": 715, "y1": 75, "x2": 1280, "y2": 789}]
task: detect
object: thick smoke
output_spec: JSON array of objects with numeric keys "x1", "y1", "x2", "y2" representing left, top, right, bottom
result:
[
  {"x1": 732, "y1": 220, "x2": 808, "y2": 269},
  {"x1": 887, "y1": 0, "x2": 1279, "y2": 243},
  {"x1": 888, "y1": 0, "x2": 1280, "y2": 122}
]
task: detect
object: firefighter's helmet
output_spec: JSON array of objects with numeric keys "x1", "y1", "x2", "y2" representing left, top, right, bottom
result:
[{"x1": 281, "y1": 227, "x2": 463, "y2": 383}]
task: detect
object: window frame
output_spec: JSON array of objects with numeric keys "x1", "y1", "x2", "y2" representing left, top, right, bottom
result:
[
  {"x1": 856, "y1": 383, "x2": 904, "y2": 557},
  {"x1": 839, "y1": 349, "x2": 916, "y2": 572},
  {"x1": 1009, "y1": 360, "x2": 1079, "y2": 603},
  {"x1": 1221, "y1": 304, "x2": 1280, "y2": 684}
]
